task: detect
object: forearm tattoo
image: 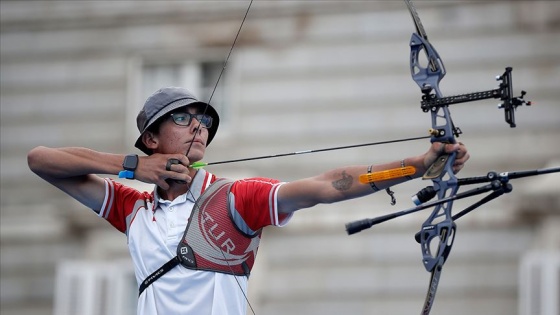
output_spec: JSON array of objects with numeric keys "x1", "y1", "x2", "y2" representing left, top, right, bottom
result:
[{"x1": 331, "y1": 170, "x2": 353, "y2": 191}]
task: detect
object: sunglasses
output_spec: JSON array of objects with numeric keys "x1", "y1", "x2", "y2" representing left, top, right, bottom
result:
[{"x1": 169, "y1": 112, "x2": 213, "y2": 128}]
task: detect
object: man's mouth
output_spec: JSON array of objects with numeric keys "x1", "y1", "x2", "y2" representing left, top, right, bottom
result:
[{"x1": 189, "y1": 139, "x2": 205, "y2": 145}]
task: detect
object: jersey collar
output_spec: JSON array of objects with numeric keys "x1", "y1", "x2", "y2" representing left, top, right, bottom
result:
[{"x1": 152, "y1": 169, "x2": 209, "y2": 209}]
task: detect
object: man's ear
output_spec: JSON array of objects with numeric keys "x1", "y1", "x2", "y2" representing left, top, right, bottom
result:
[{"x1": 142, "y1": 131, "x2": 158, "y2": 151}]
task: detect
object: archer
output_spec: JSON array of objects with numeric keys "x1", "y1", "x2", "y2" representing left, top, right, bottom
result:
[{"x1": 27, "y1": 86, "x2": 469, "y2": 315}]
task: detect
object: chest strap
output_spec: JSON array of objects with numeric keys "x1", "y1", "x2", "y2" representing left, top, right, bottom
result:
[{"x1": 138, "y1": 256, "x2": 180, "y2": 296}]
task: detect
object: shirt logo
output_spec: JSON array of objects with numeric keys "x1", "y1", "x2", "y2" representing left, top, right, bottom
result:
[{"x1": 187, "y1": 210, "x2": 259, "y2": 267}]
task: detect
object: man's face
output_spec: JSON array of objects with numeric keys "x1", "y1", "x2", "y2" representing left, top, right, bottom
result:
[{"x1": 152, "y1": 106, "x2": 211, "y2": 161}]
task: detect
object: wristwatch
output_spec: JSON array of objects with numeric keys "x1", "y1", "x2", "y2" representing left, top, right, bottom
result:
[{"x1": 118, "y1": 154, "x2": 138, "y2": 179}]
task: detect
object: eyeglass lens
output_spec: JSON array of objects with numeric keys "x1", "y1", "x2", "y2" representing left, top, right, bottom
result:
[{"x1": 170, "y1": 113, "x2": 212, "y2": 128}]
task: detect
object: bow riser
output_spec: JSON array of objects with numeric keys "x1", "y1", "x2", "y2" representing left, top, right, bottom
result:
[
  {"x1": 408, "y1": 7, "x2": 460, "y2": 277},
  {"x1": 410, "y1": 33, "x2": 446, "y2": 97}
]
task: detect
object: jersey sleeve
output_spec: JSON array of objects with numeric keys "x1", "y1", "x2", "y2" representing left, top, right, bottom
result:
[
  {"x1": 98, "y1": 178, "x2": 151, "y2": 234},
  {"x1": 229, "y1": 177, "x2": 293, "y2": 232}
]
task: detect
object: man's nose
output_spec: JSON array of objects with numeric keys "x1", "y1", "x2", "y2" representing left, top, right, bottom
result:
[{"x1": 189, "y1": 117, "x2": 203, "y2": 134}]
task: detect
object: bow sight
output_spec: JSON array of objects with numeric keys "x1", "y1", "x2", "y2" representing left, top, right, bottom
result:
[{"x1": 419, "y1": 67, "x2": 531, "y2": 129}]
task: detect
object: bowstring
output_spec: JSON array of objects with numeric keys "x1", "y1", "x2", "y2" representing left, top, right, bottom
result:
[{"x1": 182, "y1": 1, "x2": 257, "y2": 315}]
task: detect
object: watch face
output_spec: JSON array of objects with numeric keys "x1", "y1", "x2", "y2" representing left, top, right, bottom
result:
[{"x1": 123, "y1": 154, "x2": 138, "y2": 170}]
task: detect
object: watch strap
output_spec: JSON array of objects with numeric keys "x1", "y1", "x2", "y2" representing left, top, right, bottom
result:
[
  {"x1": 119, "y1": 154, "x2": 139, "y2": 179},
  {"x1": 118, "y1": 170, "x2": 135, "y2": 179}
]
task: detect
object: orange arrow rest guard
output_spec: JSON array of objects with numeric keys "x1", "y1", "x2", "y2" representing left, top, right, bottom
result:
[{"x1": 359, "y1": 166, "x2": 416, "y2": 184}]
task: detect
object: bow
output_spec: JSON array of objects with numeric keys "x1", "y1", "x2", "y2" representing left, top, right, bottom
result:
[
  {"x1": 345, "y1": 1, "x2": 560, "y2": 315},
  {"x1": 406, "y1": 1, "x2": 460, "y2": 312}
]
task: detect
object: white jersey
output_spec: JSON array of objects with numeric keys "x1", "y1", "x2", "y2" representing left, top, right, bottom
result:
[{"x1": 98, "y1": 169, "x2": 291, "y2": 315}]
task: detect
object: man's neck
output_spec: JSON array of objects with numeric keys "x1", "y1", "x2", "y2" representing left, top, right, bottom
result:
[
  {"x1": 157, "y1": 169, "x2": 199, "y2": 201},
  {"x1": 158, "y1": 182, "x2": 190, "y2": 201}
]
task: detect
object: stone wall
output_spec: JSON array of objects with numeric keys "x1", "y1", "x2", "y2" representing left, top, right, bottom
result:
[{"x1": 1, "y1": 1, "x2": 559, "y2": 315}]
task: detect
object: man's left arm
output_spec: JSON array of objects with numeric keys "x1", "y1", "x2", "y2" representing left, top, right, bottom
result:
[{"x1": 277, "y1": 142, "x2": 469, "y2": 214}]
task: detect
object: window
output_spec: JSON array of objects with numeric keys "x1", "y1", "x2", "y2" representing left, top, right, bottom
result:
[
  {"x1": 53, "y1": 260, "x2": 137, "y2": 315},
  {"x1": 519, "y1": 251, "x2": 560, "y2": 315},
  {"x1": 141, "y1": 61, "x2": 228, "y2": 121}
]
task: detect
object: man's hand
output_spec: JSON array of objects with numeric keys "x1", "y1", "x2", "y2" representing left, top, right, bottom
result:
[
  {"x1": 423, "y1": 142, "x2": 470, "y2": 174},
  {"x1": 135, "y1": 154, "x2": 192, "y2": 190}
]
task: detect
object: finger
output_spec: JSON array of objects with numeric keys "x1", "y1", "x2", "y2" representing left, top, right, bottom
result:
[
  {"x1": 434, "y1": 142, "x2": 446, "y2": 153},
  {"x1": 165, "y1": 163, "x2": 191, "y2": 184},
  {"x1": 157, "y1": 180, "x2": 170, "y2": 190},
  {"x1": 172, "y1": 154, "x2": 190, "y2": 167},
  {"x1": 443, "y1": 143, "x2": 460, "y2": 154},
  {"x1": 457, "y1": 142, "x2": 468, "y2": 153},
  {"x1": 452, "y1": 164, "x2": 464, "y2": 174},
  {"x1": 166, "y1": 158, "x2": 180, "y2": 171},
  {"x1": 452, "y1": 155, "x2": 469, "y2": 172},
  {"x1": 454, "y1": 150, "x2": 470, "y2": 162}
]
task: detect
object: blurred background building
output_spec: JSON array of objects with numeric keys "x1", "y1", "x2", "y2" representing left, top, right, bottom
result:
[{"x1": 1, "y1": 1, "x2": 559, "y2": 315}]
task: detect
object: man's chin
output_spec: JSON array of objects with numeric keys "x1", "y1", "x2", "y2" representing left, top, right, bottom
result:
[{"x1": 186, "y1": 148, "x2": 205, "y2": 162}]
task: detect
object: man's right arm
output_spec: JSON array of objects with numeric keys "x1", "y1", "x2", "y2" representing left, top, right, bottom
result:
[
  {"x1": 27, "y1": 146, "x2": 125, "y2": 213},
  {"x1": 28, "y1": 146, "x2": 194, "y2": 212}
]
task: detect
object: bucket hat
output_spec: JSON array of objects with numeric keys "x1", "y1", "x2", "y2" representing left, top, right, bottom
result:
[{"x1": 134, "y1": 87, "x2": 219, "y2": 154}]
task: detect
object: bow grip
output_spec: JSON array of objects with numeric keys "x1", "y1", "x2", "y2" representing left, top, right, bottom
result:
[{"x1": 423, "y1": 153, "x2": 456, "y2": 180}]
